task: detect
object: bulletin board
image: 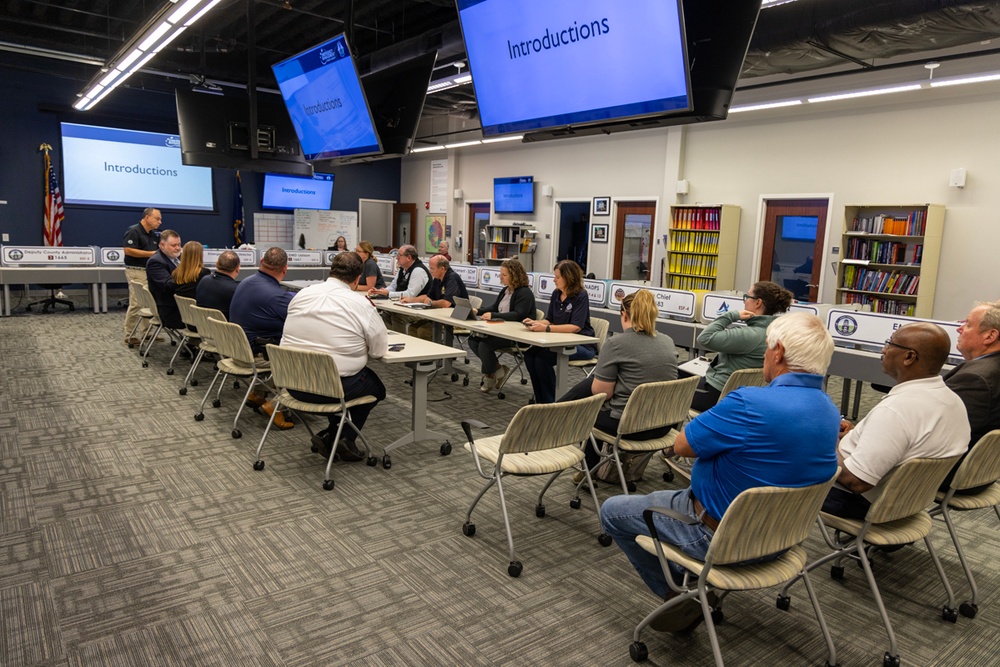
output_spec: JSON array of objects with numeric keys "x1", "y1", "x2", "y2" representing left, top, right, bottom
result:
[{"x1": 292, "y1": 209, "x2": 359, "y2": 251}]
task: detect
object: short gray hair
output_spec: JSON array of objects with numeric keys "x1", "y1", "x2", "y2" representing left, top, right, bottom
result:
[
  {"x1": 976, "y1": 300, "x2": 1000, "y2": 333},
  {"x1": 765, "y1": 312, "x2": 834, "y2": 375}
]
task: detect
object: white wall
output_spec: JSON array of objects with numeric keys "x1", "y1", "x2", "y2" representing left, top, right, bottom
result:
[{"x1": 402, "y1": 86, "x2": 1000, "y2": 320}]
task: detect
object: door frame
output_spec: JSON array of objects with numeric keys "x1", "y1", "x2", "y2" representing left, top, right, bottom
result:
[
  {"x1": 392, "y1": 203, "x2": 418, "y2": 250},
  {"x1": 465, "y1": 201, "x2": 491, "y2": 264},
  {"x1": 752, "y1": 194, "x2": 835, "y2": 302},
  {"x1": 609, "y1": 196, "x2": 660, "y2": 282}
]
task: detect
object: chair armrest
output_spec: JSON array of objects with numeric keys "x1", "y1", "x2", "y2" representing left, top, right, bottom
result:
[{"x1": 643, "y1": 505, "x2": 699, "y2": 542}]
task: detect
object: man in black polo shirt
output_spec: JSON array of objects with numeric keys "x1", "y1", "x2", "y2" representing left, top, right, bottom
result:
[
  {"x1": 400, "y1": 254, "x2": 469, "y2": 340},
  {"x1": 123, "y1": 207, "x2": 162, "y2": 344}
]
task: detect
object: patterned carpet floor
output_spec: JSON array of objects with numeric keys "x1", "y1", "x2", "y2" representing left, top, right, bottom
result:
[{"x1": 0, "y1": 306, "x2": 998, "y2": 666}]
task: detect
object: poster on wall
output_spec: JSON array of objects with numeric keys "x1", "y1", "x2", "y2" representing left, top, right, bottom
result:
[
  {"x1": 429, "y1": 158, "x2": 448, "y2": 214},
  {"x1": 425, "y1": 215, "x2": 446, "y2": 254},
  {"x1": 292, "y1": 209, "x2": 359, "y2": 250}
]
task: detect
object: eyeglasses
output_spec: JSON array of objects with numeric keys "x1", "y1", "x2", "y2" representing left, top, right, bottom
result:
[
  {"x1": 883, "y1": 338, "x2": 919, "y2": 358},
  {"x1": 742, "y1": 293, "x2": 760, "y2": 301}
]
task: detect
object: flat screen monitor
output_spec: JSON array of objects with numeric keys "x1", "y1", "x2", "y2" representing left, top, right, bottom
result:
[
  {"x1": 60, "y1": 122, "x2": 214, "y2": 211},
  {"x1": 271, "y1": 33, "x2": 382, "y2": 161},
  {"x1": 494, "y1": 176, "x2": 534, "y2": 214},
  {"x1": 456, "y1": 0, "x2": 691, "y2": 136},
  {"x1": 780, "y1": 215, "x2": 819, "y2": 242},
  {"x1": 358, "y1": 51, "x2": 437, "y2": 160},
  {"x1": 262, "y1": 173, "x2": 335, "y2": 210},
  {"x1": 175, "y1": 89, "x2": 312, "y2": 176}
]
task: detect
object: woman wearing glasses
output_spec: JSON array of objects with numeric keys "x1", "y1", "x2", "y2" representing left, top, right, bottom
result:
[{"x1": 690, "y1": 280, "x2": 793, "y2": 411}]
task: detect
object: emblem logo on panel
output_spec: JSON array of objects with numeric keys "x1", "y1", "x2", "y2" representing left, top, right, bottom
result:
[{"x1": 834, "y1": 315, "x2": 859, "y2": 337}]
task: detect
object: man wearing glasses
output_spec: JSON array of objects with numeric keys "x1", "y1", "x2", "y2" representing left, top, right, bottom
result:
[{"x1": 822, "y1": 322, "x2": 970, "y2": 519}]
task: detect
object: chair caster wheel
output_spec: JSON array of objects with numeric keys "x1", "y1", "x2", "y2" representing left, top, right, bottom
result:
[
  {"x1": 883, "y1": 651, "x2": 900, "y2": 667},
  {"x1": 942, "y1": 606, "x2": 958, "y2": 623},
  {"x1": 233, "y1": 381, "x2": 240, "y2": 389},
  {"x1": 462, "y1": 522, "x2": 476, "y2": 537},
  {"x1": 191, "y1": 379, "x2": 198, "y2": 386},
  {"x1": 711, "y1": 608, "x2": 724, "y2": 625},
  {"x1": 830, "y1": 565, "x2": 845, "y2": 580},
  {"x1": 535, "y1": 505, "x2": 545, "y2": 518},
  {"x1": 170, "y1": 340, "x2": 176, "y2": 346},
  {"x1": 440, "y1": 442, "x2": 452, "y2": 456},
  {"x1": 323, "y1": 479, "x2": 334, "y2": 491},
  {"x1": 179, "y1": 388, "x2": 187, "y2": 396},
  {"x1": 520, "y1": 378, "x2": 528, "y2": 385},
  {"x1": 212, "y1": 399, "x2": 221, "y2": 409},
  {"x1": 497, "y1": 392, "x2": 506, "y2": 399},
  {"x1": 232, "y1": 429, "x2": 241, "y2": 439},
  {"x1": 528, "y1": 398, "x2": 535, "y2": 404},
  {"x1": 382, "y1": 455, "x2": 392, "y2": 469},
  {"x1": 569, "y1": 497, "x2": 582, "y2": 510},
  {"x1": 367, "y1": 456, "x2": 378, "y2": 467},
  {"x1": 451, "y1": 373, "x2": 459, "y2": 382},
  {"x1": 128, "y1": 343, "x2": 135, "y2": 349},
  {"x1": 776, "y1": 595, "x2": 791, "y2": 611},
  {"x1": 959, "y1": 601, "x2": 978, "y2": 618},
  {"x1": 142, "y1": 361, "x2": 149, "y2": 368},
  {"x1": 626, "y1": 481, "x2": 637, "y2": 493},
  {"x1": 464, "y1": 358, "x2": 470, "y2": 364},
  {"x1": 463, "y1": 376, "x2": 469, "y2": 386},
  {"x1": 663, "y1": 470, "x2": 674, "y2": 483},
  {"x1": 253, "y1": 460, "x2": 265, "y2": 471},
  {"x1": 167, "y1": 368, "x2": 175, "y2": 375},
  {"x1": 507, "y1": 561, "x2": 522, "y2": 578},
  {"x1": 194, "y1": 413, "x2": 204, "y2": 421},
  {"x1": 598, "y1": 533, "x2": 613, "y2": 547},
  {"x1": 629, "y1": 641, "x2": 648, "y2": 662}
]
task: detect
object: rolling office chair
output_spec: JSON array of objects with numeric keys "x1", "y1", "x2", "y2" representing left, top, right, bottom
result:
[{"x1": 25, "y1": 285, "x2": 74, "y2": 312}]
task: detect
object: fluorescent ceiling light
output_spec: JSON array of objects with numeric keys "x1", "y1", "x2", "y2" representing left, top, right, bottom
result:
[
  {"x1": 481, "y1": 135, "x2": 524, "y2": 143},
  {"x1": 929, "y1": 73, "x2": 1000, "y2": 88},
  {"x1": 167, "y1": 0, "x2": 203, "y2": 24},
  {"x1": 444, "y1": 140, "x2": 482, "y2": 149},
  {"x1": 807, "y1": 84, "x2": 921, "y2": 103},
  {"x1": 427, "y1": 71, "x2": 475, "y2": 95},
  {"x1": 729, "y1": 100, "x2": 803, "y2": 113},
  {"x1": 411, "y1": 145, "x2": 445, "y2": 153},
  {"x1": 137, "y1": 23, "x2": 172, "y2": 52}
]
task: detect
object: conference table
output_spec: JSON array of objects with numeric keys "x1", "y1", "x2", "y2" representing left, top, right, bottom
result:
[
  {"x1": 374, "y1": 299, "x2": 599, "y2": 398},
  {"x1": 0, "y1": 266, "x2": 102, "y2": 316}
]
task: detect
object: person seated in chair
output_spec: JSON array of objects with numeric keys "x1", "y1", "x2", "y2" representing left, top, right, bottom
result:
[
  {"x1": 601, "y1": 313, "x2": 840, "y2": 633},
  {"x1": 145, "y1": 229, "x2": 182, "y2": 330},
  {"x1": 281, "y1": 252, "x2": 388, "y2": 461},
  {"x1": 400, "y1": 255, "x2": 468, "y2": 341},
  {"x1": 470, "y1": 258, "x2": 536, "y2": 392},
  {"x1": 165, "y1": 241, "x2": 210, "y2": 331},
  {"x1": 196, "y1": 250, "x2": 241, "y2": 320},
  {"x1": 822, "y1": 322, "x2": 969, "y2": 520}
]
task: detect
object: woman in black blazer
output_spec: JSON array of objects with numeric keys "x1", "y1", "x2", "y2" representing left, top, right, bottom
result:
[{"x1": 470, "y1": 258, "x2": 536, "y2": 392}]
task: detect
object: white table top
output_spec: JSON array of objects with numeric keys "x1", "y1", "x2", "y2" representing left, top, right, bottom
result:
[{"x1": 381, "y1": 330, "x2": 465, "y2": 364}]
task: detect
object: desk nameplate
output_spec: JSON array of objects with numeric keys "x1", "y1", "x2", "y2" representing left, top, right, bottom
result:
[
  {"x1": 608, "y1": 282, "x2": 695, "y2": 320},
  {"x1": 2, "y1": 245, "x2": 97, "y2": 266}
]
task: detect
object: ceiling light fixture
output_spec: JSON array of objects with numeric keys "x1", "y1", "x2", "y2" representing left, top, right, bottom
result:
[
  {"x1": 729, "y1": 100, "x2": 803, "y2": 113},
  {"x1": 443, "y1": 140, "x2": 483, "y2": 149},
  {"x1": 73, "y1": 0, "x2": 224, "y2": 111},
  {"x1": 929, "y1": 72, "x2": 1000, "y2": 88},
  {"x1": 427, "y1": 70, "x2": 474, "y2": 95},
  {"x1": 806, "y1": 84, "x2": 922, "y2": 104},
  {"x1": 481, "y1": 135, "x2": 524, "y2": 143},
  {"x1": 410, "y1": 145, "x2": 446, "y2": 153}
]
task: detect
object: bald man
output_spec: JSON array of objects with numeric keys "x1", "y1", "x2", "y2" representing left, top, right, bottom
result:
[{"x1": 823, "y1": 322, "x2": 970, "y2": 519}]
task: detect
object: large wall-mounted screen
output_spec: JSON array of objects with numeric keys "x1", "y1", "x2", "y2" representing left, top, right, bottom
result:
[
  {"x1": 262, "y1": 173, "x2": 335, "y2": 210},
  {"x1": 271, "y1": 33, "x2": 382, "y2": 161},
  {"x1": 61, "y1": 122, "x2": 214, "y2": 211},
  {"x1": 456, "y1": 0, "x2": 691, "y2": 136}
]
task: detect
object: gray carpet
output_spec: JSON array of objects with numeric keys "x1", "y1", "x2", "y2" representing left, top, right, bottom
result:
[{"x1": 1, "y1": 306, "x2": 998, "y2": 666}]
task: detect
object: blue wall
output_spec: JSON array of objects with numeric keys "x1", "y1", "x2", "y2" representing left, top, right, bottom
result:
[{"x1": 0, "y1": 65, "x2": 401, "y2": 250}]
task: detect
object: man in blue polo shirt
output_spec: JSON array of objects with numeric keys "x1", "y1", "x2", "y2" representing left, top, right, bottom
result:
[{"x1": 601, "y1": 312, "x2": 840, "y2": 633}]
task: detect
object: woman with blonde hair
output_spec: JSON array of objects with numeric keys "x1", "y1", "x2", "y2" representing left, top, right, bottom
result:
[
  {"x1": 558, "y1": 289, "x2": 678, "y2": 472},
  {"x1": 353, "y1": 241, "x2": 385, "y2": 292},
  {"x1": 469, "y1": 258, "x2": 536, "y2": 392},
  {"x1": 163, "y1": 240, "x2": 210, "y2": 329}
]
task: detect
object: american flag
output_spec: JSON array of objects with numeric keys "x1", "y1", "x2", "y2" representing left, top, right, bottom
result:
[
  {"x1": 233, "y1": 170, "x2": 245, "y2": 246},
  {"x1": 42, "y1": 147, "x2": 64, "y2": 247}
]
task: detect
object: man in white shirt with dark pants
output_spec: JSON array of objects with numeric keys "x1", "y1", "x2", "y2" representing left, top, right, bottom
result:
[{"x1": 281, "y1": 252, "x2": 388, "y2": 461}]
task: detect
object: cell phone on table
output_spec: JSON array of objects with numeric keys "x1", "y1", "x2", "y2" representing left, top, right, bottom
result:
[{"x1": 388, "y1": 343, "x2": 406, "y2": 352}]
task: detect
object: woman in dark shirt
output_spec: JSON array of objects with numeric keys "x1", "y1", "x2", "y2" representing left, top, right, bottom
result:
[
  {"x1": 333, "y1": 236, "x2": 349, "y2": 251},
  {"x1": 353, "y1": 241, "x2": 386, "y2": 292},
  {"x1": 470, "y1": 258, "x2": 536, "y2": 392},
  {"x1": 523, "y1": 259, "x2": 596, "y2": 403}
]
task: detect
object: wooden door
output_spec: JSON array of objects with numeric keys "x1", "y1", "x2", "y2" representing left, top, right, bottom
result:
[
  {"x1": 466, "y1": 203, "x2": 490, "y2": 264},
  {"x1": 613, "y1": 201, "x2": 656, "y2": 280},
  {"x1": 759, "y1": 199, "x2": 828, "y2": 302},
  {"x1": 392, "y1": 203, "x2": 417, "y2": 250}
]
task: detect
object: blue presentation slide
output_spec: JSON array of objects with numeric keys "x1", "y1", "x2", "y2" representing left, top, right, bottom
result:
[
  {"x1": 272, "y1": 35, "x2": 381, "y2": 160},
  {"x1": 262, "y1": 173, "x2": 335, "y2": 210},
  {"x1": 61, "y1": 123, "x2": 214, "y2": 211},
  {"x1": 457, "y1": 0, "x2": 690, "y2": 134},
  {"x1": 494, "y1": 176, "x2": 533, "y2": 212}
]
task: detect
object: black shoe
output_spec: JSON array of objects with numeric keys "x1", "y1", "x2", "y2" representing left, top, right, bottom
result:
[
  {"x1": 337, "y1": 439, "x2": 366, "y2": 462},
  {"x1": 311, "y1": 429, "x2": 330, "y2": 453},
  {"x1": 649, "y1": 592, "x2": 718, "y2": 633}
]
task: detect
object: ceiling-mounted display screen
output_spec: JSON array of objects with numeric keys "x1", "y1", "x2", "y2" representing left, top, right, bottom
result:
[
  {"x1": 456, "y1": 0, "x2": 691, "y2": 136},
  {"x1": 494, "y1": 176, "x2": 534, "y2": 214},
  {"x1": 262, "y1": 173, "x2": 335, "y2": 210},
  {"x1": 271, "y1": 33, "x2": 382, "y2": 160}
]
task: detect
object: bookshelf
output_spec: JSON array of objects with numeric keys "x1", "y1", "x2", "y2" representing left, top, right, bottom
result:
[
  {"x1": 836, "y1": 204, "x2": 944, "y2": 318},
  {"x1": 664, "y1": 205, "x2": 740, "y2": 291},
  {"x1": 485, "y1": 223, "x2": 536, "y2": 269}
]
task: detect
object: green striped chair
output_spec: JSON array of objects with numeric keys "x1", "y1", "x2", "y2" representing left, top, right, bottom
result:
[
  {"x1": 180, "y1": 304, "x2": 226, "y2": 397},
  {"x1": 461, "y1": 393, "x2": 606, "y2": 577},
  {"x1": 631, "y1": 472, "x2": 839, "y2": 666},
  {"x1": 781, "y1": 455, "x2": 963, "y2": 667},
  {"x1": 930, "y1": 429, "x2": 1000, "y2": 619}
]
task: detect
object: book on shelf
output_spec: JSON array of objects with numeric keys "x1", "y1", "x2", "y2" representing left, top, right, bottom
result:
[{"x1": 849, "y1": 210, "x2": 927, "y2": 235}]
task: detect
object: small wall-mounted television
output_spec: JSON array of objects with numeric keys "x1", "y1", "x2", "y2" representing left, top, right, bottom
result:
[
  {"x1": 175, "y1": 89, "x2": 312, "y2": 176},
  {"x1": 262, "y1": 173, "x2": 335, "y2": 210},
  {"x1": 494, "y1": 176, "x2": 534, "y2": 214},
  {"x1": 271, "y1": 33, "x2": 382, "y2": 161},
  {"x1": 780, "y1": 215, "x2": 819, "y2": 242},
  {"x1": 457, "y1": 0, "x2": 691, "y2": 136}
]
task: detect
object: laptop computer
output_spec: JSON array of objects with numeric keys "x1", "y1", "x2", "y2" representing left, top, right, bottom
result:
[{"x1": 451, "y1": 296, "x2": 478, "y2": 321}]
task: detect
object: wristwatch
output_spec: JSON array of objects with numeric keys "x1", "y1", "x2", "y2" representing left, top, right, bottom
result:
[{"x1": 546, "y1": 324, "x2": 551, "y2": 333}]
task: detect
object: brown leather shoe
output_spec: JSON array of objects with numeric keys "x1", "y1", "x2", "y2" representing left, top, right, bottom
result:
[
  {"x1": 124, "y1": 337, "x2": 141, "y2": 346},
  {"x1": 261, "y1": 401, "x2": 294, "y2": 429},
  {"x1": 245, "y1": 391, "x2": 267, "y2": 409}
]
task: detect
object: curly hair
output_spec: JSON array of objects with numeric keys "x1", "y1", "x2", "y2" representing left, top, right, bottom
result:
[{"x1": 752, "y1": 281, "x2": 794, "y2": 315}]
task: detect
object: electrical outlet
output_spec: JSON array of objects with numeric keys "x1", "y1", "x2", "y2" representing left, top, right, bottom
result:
[{"x1": 1, "y1": 234, "x2": 9, "y2": 242}]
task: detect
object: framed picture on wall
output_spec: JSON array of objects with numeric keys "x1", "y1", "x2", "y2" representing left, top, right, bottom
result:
[
  {"x1": 591, "y1": 223, "x2": 609, "y2": 243},
  {"x1": 592, "y1": 196, "x2": 610, "y2": 216}
]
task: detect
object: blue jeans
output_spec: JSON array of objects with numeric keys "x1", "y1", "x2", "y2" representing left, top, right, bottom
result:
[
  {"x1": 524, "y1": 344, "x2": 596, "y2": 403},
  {"x1": 600, "y1": 488, "x2": 712, "y2": 599}
]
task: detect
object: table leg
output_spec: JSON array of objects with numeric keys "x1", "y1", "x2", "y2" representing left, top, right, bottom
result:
[
  {"x1": 850, "y1": 379, "x2": 863, "y2": 420},
  {"x1": 383, "y1": 359, "x2": 453, "y2": 458},
  {"x1": 555, "y1": 345, "x2": 576, "y2": 398},
  {"x1": 3, "y1": 285, "x2": 10, "y2": 316},
  {"x1": 101, "y1": 283, "x2": 108, "y2": 313},
  {"x1": 840, "y1": 377, "x2": 852, "y2": 415},
  {"x1": 91, "y1": 283, "x2": 99, "y2": 313}
]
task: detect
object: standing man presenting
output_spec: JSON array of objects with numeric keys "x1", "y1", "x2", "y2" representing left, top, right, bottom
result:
[{"x1": 122, "y1": 207, "x2": 161, "y2": 344}]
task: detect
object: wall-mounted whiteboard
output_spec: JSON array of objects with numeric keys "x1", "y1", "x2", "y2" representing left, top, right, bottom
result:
[{"x1": 292, "y1": 209, "x2": 359, "y2": 251}]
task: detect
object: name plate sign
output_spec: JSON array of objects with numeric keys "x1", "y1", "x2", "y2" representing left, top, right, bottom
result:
[
  {"x1": 281, "y1": 250, "x2": 325, "y2": 266},
  {"x1": 480, "y1": 268, "x2": 503, "y2": 291},
  {"x1": 101, "y1": 247, "x2": 124, "y2": 265},
  {"x1": 532, "y1": 274, "x2": 606, "y2": 307},
  {"x1": 609, "y1": 282, "x2": 696, "y2": 320},
  {"x1": 451, "y1": 264, "x2": 479, "y2": 288},
  {"x1": 702, "y1": 292, "x2": 822, "y2": 323},
  {"x1": 1, "y1": 245, "x2": 96, "y2": 266},
  {"x1": 204, "y1": 249, "x2": 257, "y2": 266},
  {"x1": 375, "y1": 254, "x2": 396, "y2": 276},
  {"x1": 826, "y1": 308, "x2": 960, "y2": 358}
]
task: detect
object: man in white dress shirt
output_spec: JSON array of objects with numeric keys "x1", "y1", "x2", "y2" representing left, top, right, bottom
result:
[{"x1": 281, "y1": 252, "x2": 388, "y2": 460}]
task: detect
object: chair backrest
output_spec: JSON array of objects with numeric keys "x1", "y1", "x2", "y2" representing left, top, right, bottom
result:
[
  {"x1": 189, "y1": 305, "x2": 226, "y2": 346},
  {"x1": 719, "y1": 368, "x2": 767, "y2": 399},
  {"x1": 950, "y1": 429, "x2": 1000, "y2": 491},
  {"x1": 205, "y1": 317, "x2": 256, "y2": 367},
  {"x1": 174, "y1": 295, "x2": 198, "y2": 331},
  {"x1": 500, "y1": 394, "x2": 605, "y2": 455},
  {"x1": 708, "y1": 471, "x2": 838, "y2": 566},
  {"x1": 592, "y1": 317, "x2": 610, "y2": 353},
  {"x1": 536, "y1": 309, "x2": 545, "y2": 320},
  {"x1": 265, "y1": 344, "x2": 345, "y2": 400},
  {"x1": 866, "y1": 455, "x2": 964, "y2": 524},
  {"x1": 617, "y1": 375, "x2": 700, "y2": 435},
  {"x1": 469, "y1": 295, "x2": 483, "y2": 310},
  {"x1": 133, "y1": 283, "x2": 157, "y2": 316}
]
